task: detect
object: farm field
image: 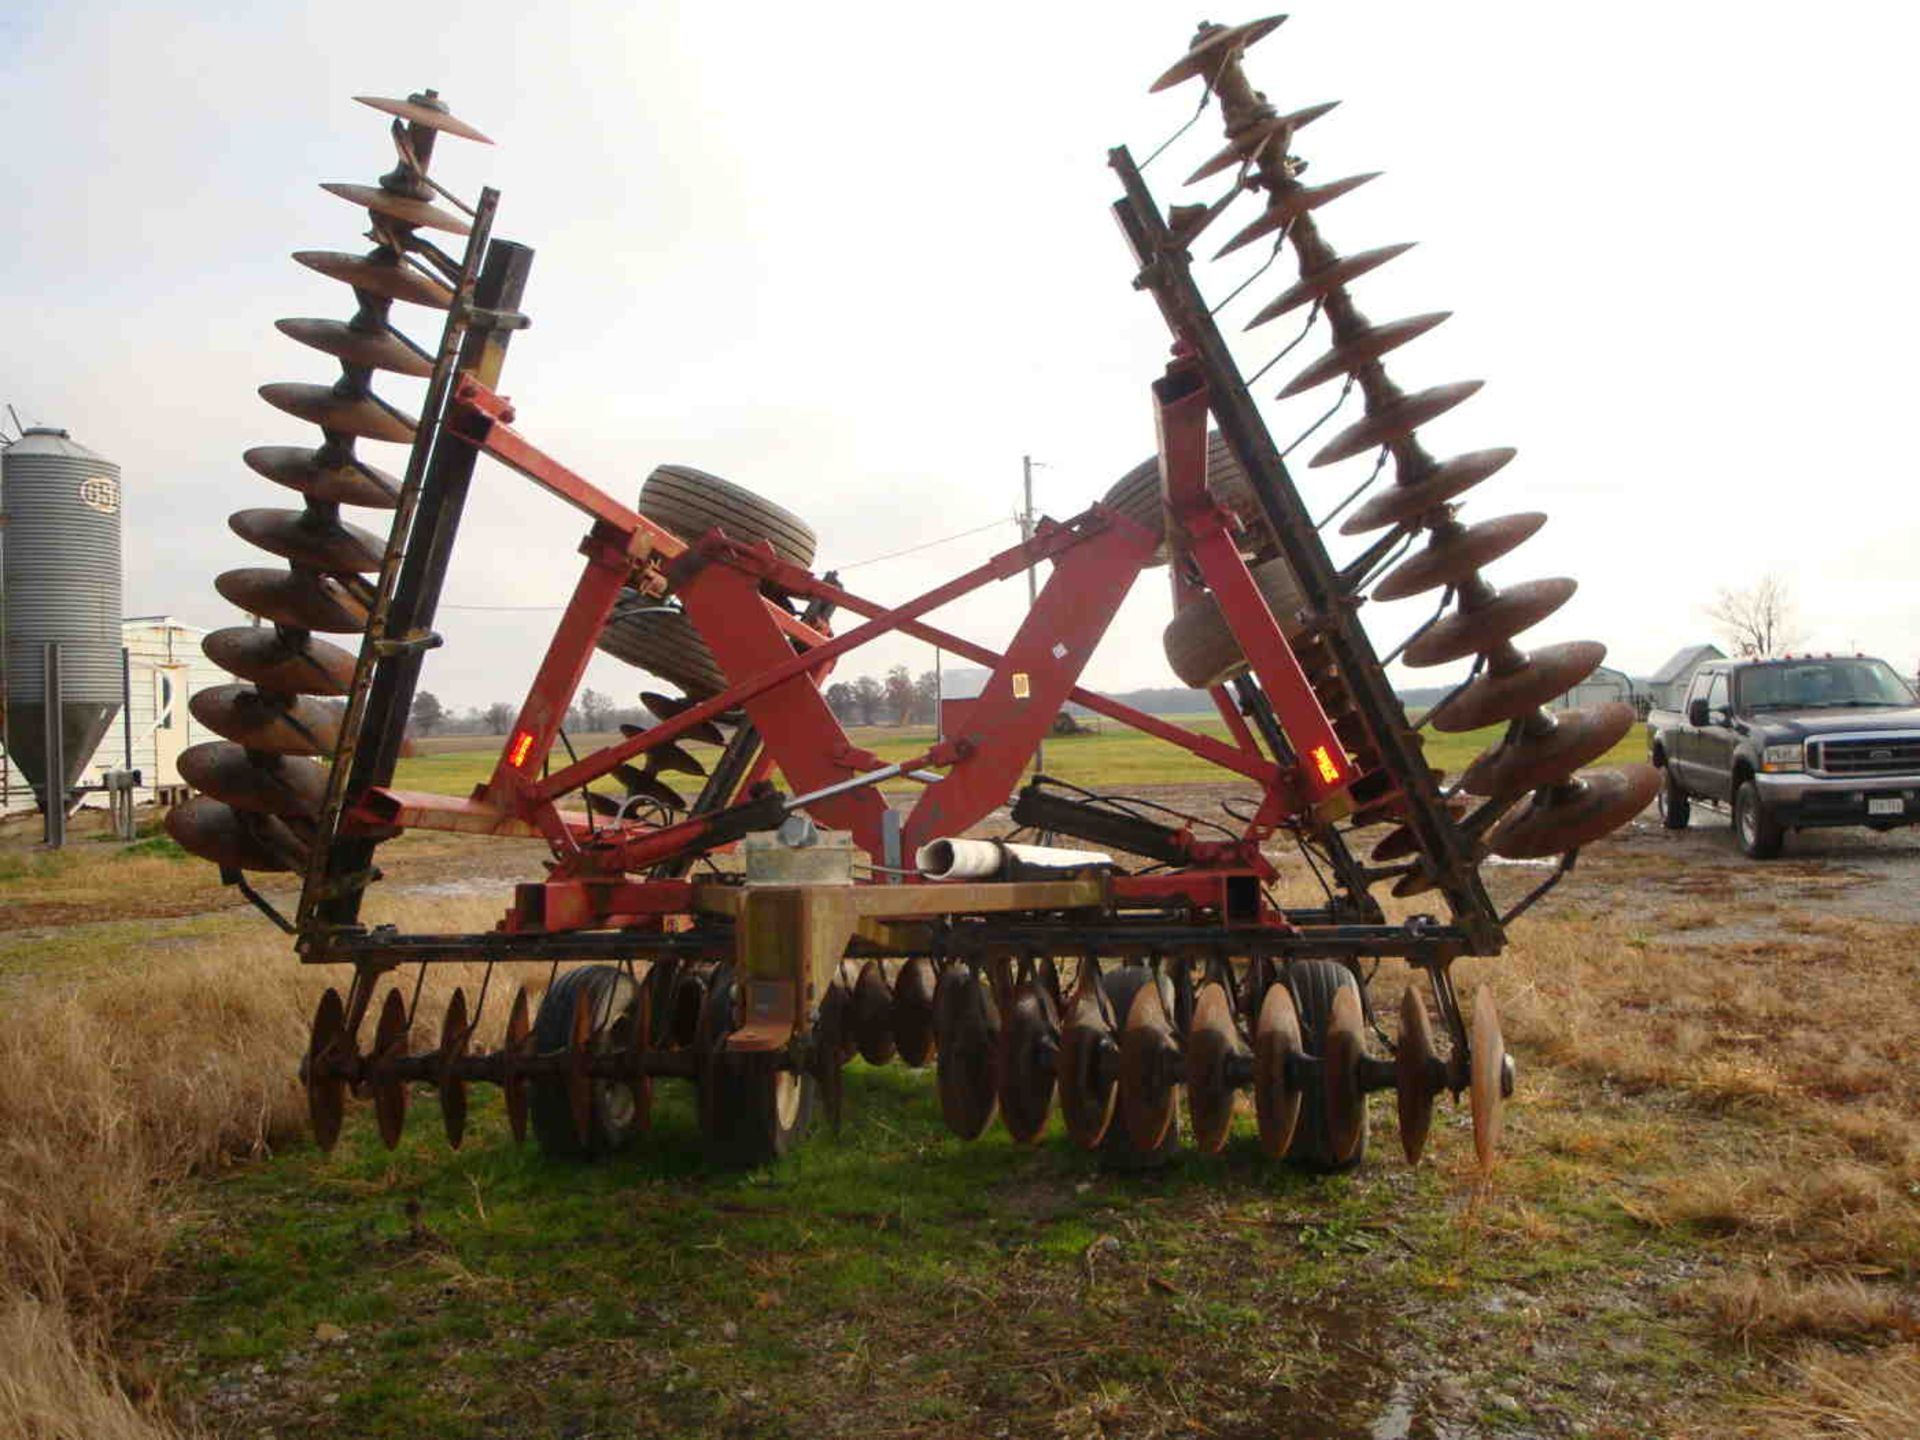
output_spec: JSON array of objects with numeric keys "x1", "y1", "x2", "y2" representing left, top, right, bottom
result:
[{"x1": 0, "y1": 764, "x2": 1915, "y2": 1439}]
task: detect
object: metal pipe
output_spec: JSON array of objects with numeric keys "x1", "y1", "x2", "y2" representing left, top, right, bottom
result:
[{"x1": 915, "y1": 837, "x2": 1113, "y2": 881}]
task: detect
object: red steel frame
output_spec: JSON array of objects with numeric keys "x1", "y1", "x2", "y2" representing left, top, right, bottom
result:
[{"x1": 343, "y1": 357, "x2": 1358, "y2": 932}]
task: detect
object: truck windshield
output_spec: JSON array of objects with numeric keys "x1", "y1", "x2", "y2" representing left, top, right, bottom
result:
[{"x1": 1739, "y1": 659, "x2": 1916, "y2": 711}]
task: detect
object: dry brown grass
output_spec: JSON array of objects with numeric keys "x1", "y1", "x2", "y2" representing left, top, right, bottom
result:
[{"x1": 1763, "y1": 1344, "x2": 1920, "y2": 1440}]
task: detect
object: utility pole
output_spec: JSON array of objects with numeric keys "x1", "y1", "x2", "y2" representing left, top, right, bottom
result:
[{"x1": 1020, "y1": 455, "x2": 1043, "y2": 774}]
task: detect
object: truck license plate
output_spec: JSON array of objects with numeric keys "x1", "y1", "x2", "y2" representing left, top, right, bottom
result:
[{"x1": 1868, "y1": 797, "x2": 1904, "y2": 816}]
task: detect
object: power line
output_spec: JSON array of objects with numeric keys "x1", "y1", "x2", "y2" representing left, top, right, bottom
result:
[{"x1": 835, "y1": 516, "x2": 1017, "y2": 572}]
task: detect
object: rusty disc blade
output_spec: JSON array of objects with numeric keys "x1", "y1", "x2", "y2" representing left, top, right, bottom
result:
[
  {"x1": 355, "y1": 93, "x2": 494, "y2": 144},
  {"x1": 190, "y1": 684, "x2": 343, "y2": 756},
  {"x1": 1183, "y1": 981, "x2": 1243, "y2": 1155},
  {"x1": 1183, "y1": 100, "x2": 1340, "y2": 184},
  {"x1": 645, "y1": 741, "x2": 707, "y2": 779},
  {"x1": 1470, "y1": 987, "x2": 1505, "y2": 1171},
  {"x1": 202, "y1": 626, "x2": 355, "y2": 696},
  {"x1": 320, "y1": 181, "x2": 472, "y2": 235},
  {"x1": 1370, "y1": 824, "x2": 1421, "y2": 863},
  {"x1": 503, "y1": 988, "x2": 532, "y2": 1144},
  {"x1": 852, "y1": 960, "x2": 898, "y2": 1067},
  {"x1": 1426, "y1": 641, "x2": 1607, "y2": 734},
  {"x1": 1311, "y1": 380, "x2": 1484, "y2": 469},
  {"x1": 1391, "y1": 869, "x2": 1437, "y2": 898},
  {"x1": 890, "y1": 956, "x2": 938, "y2": 1067},
  {"x1": 1215, "y1": 172, "x2": 1382, "y2": 259},
  {"x1": 371, "y1": 989, "x2": 410, "y2": 1151},
  {"x1": 275, "y1": 318, "x2": 434, "y2": 378},
  {"x1": 998, "y1": 982, "x2": 1059, "y2": 1145},
  {"x1": 259, "y1": 382, "x2": 418, "y2": 445},
  {"x1": 1118, "y1": 975, "x2": 1179, "y2": 1152},
  {"x1": 306, "y1": 987, "x2": 351, "y2": 1153},
  {"x1": 177, "y1": 742, "x2": 327, "y2": 818},
  {"x1": 439, "y1": 988, "x2": 471, "y2": 1149},
  {"x1": 215, "y1": 567, "x2": 369, "y2": 633},
  {"x1": 583, "y1": 791, "x2": 625, "y2": 819},
  {"x1": 638, "y1": 692, "x2": 729, "y2": 746},
  {"x1": 1252, "y1": 981, "x2": 1304, "y2": 1158},
  {"x1": 165, "y1": 795, "x2": 309, "y2": 872},
  {"x1": 1056, "y1": 966, "x2": 1117, "y2": 1150},
  {"x1": 293, "y1": 250, "x2": 453, "y2": 310},
  {"x1": 243, "y1": 444, "x2": 400, "y2": 510},
  {"x1": 1462, "y1": 702, "x2": 1637, "y2": 799},
  {"x1": 566, "y1": 983, "x2": 595, "y2": 1147},
  {"x1": 1341, "y1": 447, "x2": 1518, "y2": 535},
  {"x1": 1247, "y1": 242, "x2": 1416, "y2": 330},
  {"x1": 1323, "y1": 985, "x2": 1367, "y2": 1164},
  {"x1": 816, "y1": 961, "x2": 855, "y2": 1072},
  {"x1": 629, "y1": 983, "x2": 655, "y2": 1136},
  {"x1": 230, "y1": 508, "x2": 386, "y2": 574},
  {"x1": 1404, "y1": 578, "x2": 1578, "y2": 669},
  {"x1": 1149, "y1": 13, "x2": 1287, "y2": 91},
  {"x1": 935, "y1": 971, "x2": 999, "y2": 1141},
  {"x1": 1489, "y1": 764, "x2": 1661, "y2": 859},
  {"x1": 1374, "y1": 513, "x2": 1548, "y2": 602},
  {"x1": 623, "y1": 770, "x2": 686, "y2": 812},
  {"x1": 1395, "y1": 987, "x2": 1439, "y2": 1165},
  {"x1": 1279, "y1": 312, "x2": 1451, "y2": 399}
]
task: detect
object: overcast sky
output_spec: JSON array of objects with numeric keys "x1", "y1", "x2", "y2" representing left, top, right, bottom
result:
[{"x1": 4, "y1": 1, "x2": 1916, "y2": 715}]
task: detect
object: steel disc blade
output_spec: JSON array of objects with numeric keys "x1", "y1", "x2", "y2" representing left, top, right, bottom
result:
[
  {"x1": 371, "y1": 989, "x2": 410, "y2": 1151},
  {"x1": 1370, "y1": 824, "x2": 1420, "y2": 863},
  {"x1": 1323, "y1": 985, "x2": 1367, "y2": 1164},
  {"x1": 1149, "y1": 13, "x2": 1287, "y2": 91},
  {"x1": 566, "y1": 983, "x2": 595, "y2": 1146},
  {"x1": 1426, "y1": 641, "x2": 1607, "y2": 733},
  {"x1": 638, "y1": 692, "x2": 729, "y2": 746},
  {"x1": 852, "y1": 960, "x2": 898, "y2": 1066},
  {"x1": 998, "y1": 982, "x2": 1059, "y2": 1145},
  {"x1": 1311, "y1": 381, "x2": 1484, "y2": 469},
  {"x1": 202, "y1": 626, "x2": 355, "y2": 696},
  {"x1": 243, "y1": 444, "x2": 400, "y2": 509},
  {"x1": 817, "y1": 960, "x2": 858, "y2": 1068},
  {"x1": 503, "y1": 988, "x2": 532, "y2": 1144},
  {"x1": 1395, "y1": 988, "x2": 1440, "y2": 1165},
  {"x1": 1184, "y1": 981, "x2": 1243, "y2": 1155},
  {"x1": 274, "y1": 318, "x2": 434, "y2": 378},
  {"x1": 1404, "y1": 578, "x2": 1578, "y2": 669},
  {"x1": 1462, "y1": 702, "x2": 1637, "y2": 799},
  {"x1": 628, "y1": 984, "x2": 655, "y2": 1135},
  {"x1": 355, "y1": 93, "x2": 494, "y2": 144},
  {"x1": 293, "y1": 250, "x2": 453, "y2": 310},
  {"x1": 645, "y1": 741, "x2": 707, "y2": 779},
  {"x1": 190, "y1": 684, "x2": 342, "y2": 756},
  {"x1": 583, "y1": 790, "x2": 624, "y2": 819},
  {"x1": 320, "y1": 181, "x2": 472, "y2": 235},
  {"x1": 1183, "y1": 101, "x2": 1340, "y2": 183},
  {"x1": 1470, "y1": 987, "x2": 1505, "y2": 1171},
  {"x1": 1252, "y1": 981, "x2": 1304, "y2": 1159},
  {"x1": 177, "y1": 742, "x2": 327, "y2": 818},
  {"x1": 230, "y1": 508, "x2": 385, "y2": 574},
  {"x1": 623, "y1": 770, "x2": 686, "y2": 812},
  {"x1": 216, "y1": 567, "x2": 369, "y2": 633},
  {"x1": 891, "y1": 956, "x2": 939, "y2": 1067},
  {"x1": 1280, "y1": 312, "x2": 1452, "y2": 398},
  {"x1": 259, "y1": 382, "x2": 417, "y2": 445},
  {"x1": 165, "y1": 795, "x2": 308, "y2": 872},
  {"x1": 1118, "y1": 975, "x2": 1179, "y2": 1152},
  {"x1": 1247, "y1": 242, "x2": 1417, "y2": 330},
  {"x1": 1341, "y1": 447, "x2": 1518, "y2": 535},
  {"x1": 935, "y1": 973, "x2": 999, "y2": 1141},
  {"x1": 1215, "y1": 173, "x2": 1382, "y2": 259},
  {"x1": 1373, "y1": 513, "x2": 1548, "y2": 602},
  {"x1": 1056, "y1": 968, "x2": 1117, "y2": 1150},
  {"x1": 1488, "y1": 764, "x2": 1661, "y2": 859},
  {"x1": 439, "y1": 988, "x2": 471, "y2": 1149},
  {"x1": 1391, "y1": 869, "x2": 1438, "y2": 899},
  {"x1": 305, "y1": 987, "x2": 351, "y2": 1153}
]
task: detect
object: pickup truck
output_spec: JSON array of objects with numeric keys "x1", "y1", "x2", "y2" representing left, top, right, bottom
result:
[{"x1": 1646, "y1": 655, "x2": 1920, "y2": 858}]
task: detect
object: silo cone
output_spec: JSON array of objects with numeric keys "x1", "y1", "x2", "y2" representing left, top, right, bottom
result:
[{"x1": 1, "y1": 428, "x2": 124, "y2": 810}]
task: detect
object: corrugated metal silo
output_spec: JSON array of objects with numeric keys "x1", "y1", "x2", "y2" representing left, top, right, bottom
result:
[{"x1": 1, "y1": 426, "x2": 125, "y2": 807}]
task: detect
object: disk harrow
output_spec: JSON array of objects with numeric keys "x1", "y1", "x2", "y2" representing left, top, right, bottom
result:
[{"x1": 178, "y1": 21, "x2": 1653, "y2": 1177}]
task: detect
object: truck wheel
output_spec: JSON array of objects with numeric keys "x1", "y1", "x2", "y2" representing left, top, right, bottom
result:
[
  {"x1": 530, "y1": 965, "x2": 646, "y2": 1161},
  {"x1": 696, "y1": 964, "x2": 814, "y2": 1168},
  {"x1": 1733, "y1": 778, "x2": 1784, "y2": 859},
  {"x1": 1657, "y1": 767, "x2": 1691, "y2": 829}
]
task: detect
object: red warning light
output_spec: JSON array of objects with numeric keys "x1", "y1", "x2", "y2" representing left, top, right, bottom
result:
[
  {"x1": 508, "y1": 730, "x2": 536, "y2": 768},
  {"x1": 1309, "y1": 744, "x2": 1343, "y2": 786}
]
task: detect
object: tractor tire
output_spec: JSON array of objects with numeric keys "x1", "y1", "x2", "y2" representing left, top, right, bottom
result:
[
  {"x1": 1733, "y1": 778, "x2": 1784, "y2": 860},
  {"x1": 596, "y1": 598, "x2": 728, "y2": 699},
  {"x1": 1099, "y1": 964, "x2": 1182, "y2": 1170},
  {"x1": 1284, "y1": 959, "x2": 1369, "y2": 1172},
  {"x1": 1161, "y1": 556, "x2": 1309, "y2": 689},
  {"x1": 530, "y1": 965, "x2": 647, "y2": 1162},
  {"x1": 639, "y1": 464, "x2": 818, "y2": 572},
  {"x1": 1103, "y1": 431, "x2": 1268, "y2": 565},
  {"x1": 1657, "y1": 766, "x2": 1691, "y2": 829},
  {"x1": 696, "y1": 964, "x2": 814, "y2": 1168}
]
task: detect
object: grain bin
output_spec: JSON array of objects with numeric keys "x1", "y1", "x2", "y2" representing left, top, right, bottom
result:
[{"x1": 1, "y1": 427, "x2": 124, "y2": 808}]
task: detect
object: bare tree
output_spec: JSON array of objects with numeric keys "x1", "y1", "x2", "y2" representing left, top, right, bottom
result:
[
  {"x1": 1705, "y1": 573, "x2": 1801, "y2": 658},
  {"x1": 482, "y1": 701, "x2": 516, "y2": 734},
  {"x1": 410, "y1": 691, "x2": 446, "y2": 736},
  {"x1": 579, "y1": 687, "x2": 615, "y2": 732}
]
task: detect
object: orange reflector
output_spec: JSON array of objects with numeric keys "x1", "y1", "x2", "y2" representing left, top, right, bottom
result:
[
  {"x1": 508, "y1": 730, "x2": 536, "y2": 768},
  {"x1": 1310, "y1": 744, "x2": 1343, "y2": 786}
]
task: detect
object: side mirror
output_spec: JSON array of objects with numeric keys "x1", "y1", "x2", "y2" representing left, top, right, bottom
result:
[{"x1": 1686, "y1": 697, "x2": 1709, "y2": 727}]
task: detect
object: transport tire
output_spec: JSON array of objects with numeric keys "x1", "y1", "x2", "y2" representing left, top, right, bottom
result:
[
  {"x1": 1099, "y1": 964, "x2": 1182, "y2": 1170},
  {"x1": 1283, "y1": 959, "x2": 1369, "y2": 1172},
  {"x1": 1104, "y1": 431, "x2": 1268, "y2": 565},
  {"x1": 530, "y1": 965, "x2": 647, "y2": 1162},
  {"x1": 1657, "y1": 766, "x2": 1691, "y2": 829},
  {"x1": 639, "y1": 464, "x2": 817, "y2": 572},
  {"x1": 696, "y1": 964, "x2": 814, "y2": 1168},
  {"x1": 1733, "y1": 778, "x2": 1784, "y2": 860},
  {"x1": 1161, "y1": 556, "x2": 1309, "y2": 689},
  {"x1": 596, "y1": 597, "x2": 728, "y2": 698}
]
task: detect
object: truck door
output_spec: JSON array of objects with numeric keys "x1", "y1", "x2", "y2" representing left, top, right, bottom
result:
[
  {"x1": 1672, "y1": 671, "x2": 1710, "y2": 789},
  {"x1": 1697, "y1": 669, "x2": 1736, "y2": 800}
]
